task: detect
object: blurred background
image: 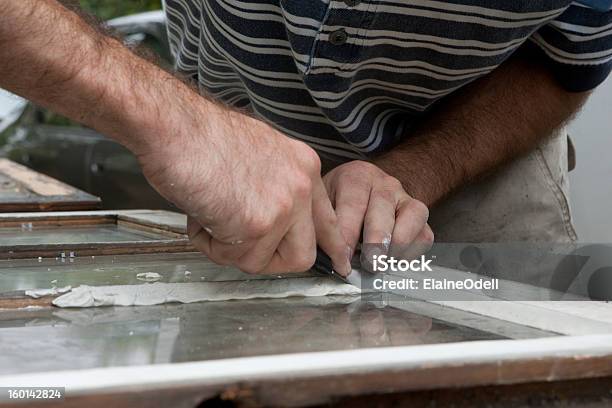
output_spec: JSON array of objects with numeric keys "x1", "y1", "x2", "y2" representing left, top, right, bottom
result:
[
  {"x1": 76, "y1": 0, "x2": 161, "y2": 20},
  {"x1": 0, "y1": 0, "x2": 610, "y2": 241}
]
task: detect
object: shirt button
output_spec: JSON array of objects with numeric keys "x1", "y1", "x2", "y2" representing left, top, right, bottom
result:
[
  {"x1": 329, "y1": 29, "x2": 348, "y2": 45},
  {"x1": 344, "y1": 0, "x2": 361, "y2": 6}
]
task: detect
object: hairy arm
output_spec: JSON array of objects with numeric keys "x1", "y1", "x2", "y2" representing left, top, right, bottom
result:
[
  {"x1": 0, "y1": 0, "x2": 192, "y2": 154},
  {"x1": 0, "y1": 0, "x2": 352, "y2": 276},
  {"x1": 374, "y1": 53, "x2": 590, "y2": 208}
]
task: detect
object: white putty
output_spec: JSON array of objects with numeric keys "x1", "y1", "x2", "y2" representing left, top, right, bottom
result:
[
  {"x1": 52, "y1": 278, "x2": 360, "y2": 308},
  {"x1": 136, "y1": 272, "x2": 162, "y2": 282},
  {"x1": 25, "y1": 286, "x2": 72, "y2": 299}
]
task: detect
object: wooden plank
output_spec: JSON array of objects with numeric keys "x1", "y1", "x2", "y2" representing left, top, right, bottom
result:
[
  {"x1": 0, "y1": 159, "x2": 100, "y2": 211},
  {"x1": 116, "y1": 219, "x2": 185, "y2": 238},
  {"x1": 117, "y1": 210, "x2": 187, "y2": 234},
  {"x1": 0, "y1": 293, "x2": 54, "y2": 309},
  {"x1": 0, "y1": 210, "x2": 185, "y2": 228},
  {"x1": 0, "y1": 159, "x2": 74, "y2": 196},
  {"x1": 0, "y1": 241, "x2": 195, "y2": 260},
  {"x1": 0, "y1": 214, "x2": 114, "y2": 228}
]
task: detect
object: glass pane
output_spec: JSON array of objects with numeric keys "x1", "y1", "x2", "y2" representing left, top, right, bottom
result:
[
  {"x1": 0, "y1": 223, "x2": 170, "y2": 246},
  {"x1": 0, "y1": 253, "x2": 276, "y2": 292},
  {"x1": 0, "y1": 296, "x2": 555, "y2": 376},
  {"x1": 0, "y1": 253, "x2": 557, "y2": 376}
]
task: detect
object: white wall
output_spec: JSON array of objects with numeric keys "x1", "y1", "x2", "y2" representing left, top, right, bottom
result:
[{"x1": 568, "y1": 78, "x2": 612, "y2": 242}]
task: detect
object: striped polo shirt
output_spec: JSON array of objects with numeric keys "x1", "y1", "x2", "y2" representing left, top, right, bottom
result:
[{"x1": 163, "y1": 0, "x2": 612, "y2": 161}]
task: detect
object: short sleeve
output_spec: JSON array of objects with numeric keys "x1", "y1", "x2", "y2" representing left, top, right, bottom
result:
[{"x1": 528, "y1": 1, "x2": 612, "y2": 92}]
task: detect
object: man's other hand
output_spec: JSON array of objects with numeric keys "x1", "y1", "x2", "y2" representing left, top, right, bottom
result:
[{"x1": 323, "y1": 161, "x2": 433, "y2": 265}]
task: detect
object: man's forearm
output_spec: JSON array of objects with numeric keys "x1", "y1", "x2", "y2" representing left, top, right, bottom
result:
[
  {"x1": 374, "y1": 53, "x2": 590, "y2": 207},
  {"x1": 0, "y1": 0, "x2": 205, "y2": 156}
]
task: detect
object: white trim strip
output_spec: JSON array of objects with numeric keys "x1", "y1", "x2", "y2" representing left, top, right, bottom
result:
[{"x1": 1, "y1": 334, "x2": 612, "y2": 395}]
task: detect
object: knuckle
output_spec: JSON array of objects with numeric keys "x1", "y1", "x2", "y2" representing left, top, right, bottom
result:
[
  {"x1": 326, "y1": 216, "x2": 340, "y2": 231},
  {"x1": 244, "y1": 215, "x2": 275, "y2": 239},
  {"x1": 421, "y1": 226, "x2": 435, "y2": 245},
  {"x1": 384, "y1": 176, "x2": 403, "y2": 190},
  {"x1": 299, "y1": 145, "x2": 322, "y2": 174},
  {"x1": 292, "y1": 174, "x2": 313, "y2": 199},
  {"x1": 418, "y1": 201, "x2": 430, "y2": 222},
  {"x1": 338, "y1": 161, "x2": 378, "y2": 182},
  {"x1": 349, "y1": 160, "x2": 376, "y2": 173},
  {"x1": 275, "y1": 194, "x2": 294, "y2": 219},
  {"x1": 408, "y1": 199, "x2": 430, "y2": 221}
]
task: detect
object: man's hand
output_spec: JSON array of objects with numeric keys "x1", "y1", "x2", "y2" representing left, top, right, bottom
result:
[
  {"x1": 0, "y1": 0, "x2": 351, "y2": 276},
  {"x1": 141, "y1": 105, "x2": 351, "y2": 275},
  {"x1": 323, "y1": 161, "x2": 433, "y2": 264}
]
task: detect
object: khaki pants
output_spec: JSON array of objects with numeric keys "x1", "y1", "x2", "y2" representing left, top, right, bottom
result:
[{"x1": 429, "y1": 129, "x2": 577, "y2": 243}]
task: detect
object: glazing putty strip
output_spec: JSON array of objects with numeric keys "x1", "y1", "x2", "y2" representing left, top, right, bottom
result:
[
  {"x1": 46, "y1": 278, "x2": 361, "y2": 308},
  {"x1": 25, "y1": 286, "x2": 72, "y2": 299}
]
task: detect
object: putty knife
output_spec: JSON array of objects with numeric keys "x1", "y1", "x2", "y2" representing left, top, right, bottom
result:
[{"x1": 312, "y1": 248, "x2": 363, "y2": 288}]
